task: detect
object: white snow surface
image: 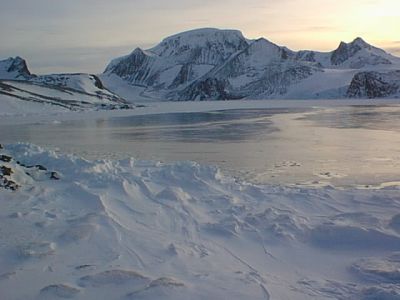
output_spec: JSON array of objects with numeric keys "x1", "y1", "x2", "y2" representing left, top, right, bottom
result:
[
  {"x1": 1, "y1": 143, "x2": 400, "y2": 299},
  {"x1": 31, "y1": 74, "x2": 116, "y2": 97},
  {"x1": 0, "y1": 94, "x2": 68, "y2": 116}
]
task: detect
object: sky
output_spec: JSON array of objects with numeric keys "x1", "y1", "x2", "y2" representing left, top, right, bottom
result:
[{"x1": 0, "y1": 0, "x2": 399, "y2": 74}]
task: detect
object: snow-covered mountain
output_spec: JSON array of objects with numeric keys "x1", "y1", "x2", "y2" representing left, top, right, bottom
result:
[
  {"x1": 0, "y1": 56, "x2": 32, "y2": 80},
  {"x1": 102, "y1": 28, "x2": 249, "y2": 100},
  {"x1": 2, "y1": 29, "x2": 399, "y2": 104},
  {"x1": 102, "y1": 28, "x2": 400, "y2": 100},
  {"x1": 0, "y1": 57, "x2": 132, "y2": 111}
]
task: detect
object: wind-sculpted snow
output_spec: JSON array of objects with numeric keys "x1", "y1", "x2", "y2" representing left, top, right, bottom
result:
[
  {"x1": 1, "y1": 143, "x2": 400, "y2": 299},
  {"x1": 103, "y1": 28, "x2": 400, "y2": 100}
]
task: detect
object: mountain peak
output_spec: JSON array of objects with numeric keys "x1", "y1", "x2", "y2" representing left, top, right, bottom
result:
[
  {"x1": 158, "y1": 27, "x2": 245, "y2": 42},
  {"x1": 336, "y1": 37, "x2": 371, "y2": 51},
  {"x1": 130, "y1": 47, "x2": 147, "y2": 57},
  {"x1": 0, "y1": 56, "x2": 32, "y2": 80},
  {"x1": 149, "y1": 28, "x2": 249, "y2": 59},
  {"x1": 331, "y1": 37, "x2": 384, "y2": 65},
  {"x1": 350, "y1": 37, "x2": 371, "y2": 48}
]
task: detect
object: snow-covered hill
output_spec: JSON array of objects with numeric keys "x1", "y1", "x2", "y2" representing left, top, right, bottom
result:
[
  {"x1": 102, "y1": 28, "x2": 400, "y2": 100},
  {"x1": 0, "y1": 57, "x2": 132, "y2": 113}
]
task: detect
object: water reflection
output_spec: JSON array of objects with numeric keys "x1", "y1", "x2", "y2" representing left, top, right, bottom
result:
[
  {"x1": 2, "y1": 106, "x2": 400, "y2": 187},
  {"x1": 301, "y1": 105, "x2": 400, "y2": 131},
  {"x1": 107, "y1": 109, "x2": 299, "y2": 128}
]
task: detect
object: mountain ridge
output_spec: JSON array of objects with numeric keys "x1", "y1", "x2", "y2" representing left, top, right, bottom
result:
[
  {"x1": 0, "y1": 57, "x2": 132, "y2": 111},
  {"x1": 102, "y1": 28, "x2": 400, "y2": 100},
  {"x1": 1, "y1": 28, "x2": 400, "y2": 103}
]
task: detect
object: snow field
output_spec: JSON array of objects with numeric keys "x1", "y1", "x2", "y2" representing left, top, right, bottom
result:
[{"x1": 0, "y1": 143, "x2": 400, "y2": 299}]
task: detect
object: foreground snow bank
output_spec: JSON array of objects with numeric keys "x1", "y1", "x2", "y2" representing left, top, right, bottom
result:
[{"x1": 1, "y1": 143, "x2": 400, "y2": 299}]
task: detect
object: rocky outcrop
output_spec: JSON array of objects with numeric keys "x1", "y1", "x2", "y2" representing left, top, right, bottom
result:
[
  {"x1": 178, "y1": 78, "x2": 233, "y2": 100},
  {"x1": 347, "y1": 71, "x2": 400, "y2": 98},
  {"x1": 0, "y1": 57, "x2": 32, "y2": 80}
]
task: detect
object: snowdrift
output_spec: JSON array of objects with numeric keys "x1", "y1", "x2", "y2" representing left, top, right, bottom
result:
[{"x1": 1, "y1": 143, "x2": 400, "y2": 299}]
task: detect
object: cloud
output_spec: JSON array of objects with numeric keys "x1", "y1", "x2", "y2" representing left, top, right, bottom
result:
[
  {"x1": 385, "y1": 47, "x2": 400, "y2": 55},
  {"x1": 1, "y1": 0, "x2": 399, "y2": 72}
]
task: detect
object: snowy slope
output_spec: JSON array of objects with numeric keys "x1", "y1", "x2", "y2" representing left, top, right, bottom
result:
[
  {"x1": 0, "y1": 80, "x2": 131, "y2": 112},
  {"x1": 295, "y1": 37, "x2": 400, "y2": 69},
  {"x1": 179, "y1": 38, "x2": 322, "y2": 100},
  {"x1": 1, "y1": 143, "x2": 400, "y2": 299},
  {"x1": 32, "y1": 74, "x2": 116, "y2": 97},
  {"x1": 0, "y1": 57, "x2": 132, "y2": 113},
  {"x1": 103, "y1": 29, "x2": 400, "y2": 100},
  {"x1": 0, "y1": 93, "x2": 69, "y2": 116}
]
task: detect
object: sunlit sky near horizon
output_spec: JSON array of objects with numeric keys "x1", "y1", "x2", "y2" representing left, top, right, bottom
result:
[{"x1": 0, "y1": 0, "x2": 399, "y2": 74}]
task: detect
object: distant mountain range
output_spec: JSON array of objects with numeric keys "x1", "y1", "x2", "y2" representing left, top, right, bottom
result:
[
  {"x1": 0, "y1": 57, "x2": 131, "y2": 111},
  {"x1": 1, "y1": 28, "x2": 400, "y2": 107},
  {"x1": 101, "y1": 28, "x2": 400, "y2": 100}
]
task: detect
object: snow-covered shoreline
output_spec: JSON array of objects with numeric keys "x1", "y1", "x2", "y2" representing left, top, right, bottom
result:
[{"x1": 1, "y1": 143, "x2": 400, "y2": 299}]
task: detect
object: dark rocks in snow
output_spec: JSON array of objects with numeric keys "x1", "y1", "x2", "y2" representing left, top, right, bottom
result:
[
  {"x1": 0, "y1": 155, "x2": 12, "y2": 162},
  {"x1": 35, "y1": 164, "x2": 47, "y2": 171},
  {"x1": 331, "y1": 40, "x2": 365, "y2": 65},
  {"x1": 1, "y1": 166, "x2": 13, "y2": 176},
  {"x1": 91, "y1": 74, "x2": 104, "y2": 89},
  {"x1": 0, "y1": 168, "x2": 19, "y2": 191},
  {"x1": 347, "y1": 71, "x2": 400, "y2": 98},
  {"x1": 179, "y1": 78, "x2": 233, "y2": 100},
  {"x1": 169, "y1": 64, "x2": 193, "y2": 89},
  {"x1": 50, "y1": 171, "x2": 60, "y2": 180},
  {"x1": 105, "y1": 48, "x2": 151, "y2": 83},
  {"x1": 0, "y1": 148, "x2": 62, "y2": 191},
  {"x1": 0, "y1": 179, "x2": 19, "y2": 191}
]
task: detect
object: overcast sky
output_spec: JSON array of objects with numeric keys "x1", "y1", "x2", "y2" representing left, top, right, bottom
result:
[{"x1": 1, "y1": 0, "x2": 399, "y2": 74}]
